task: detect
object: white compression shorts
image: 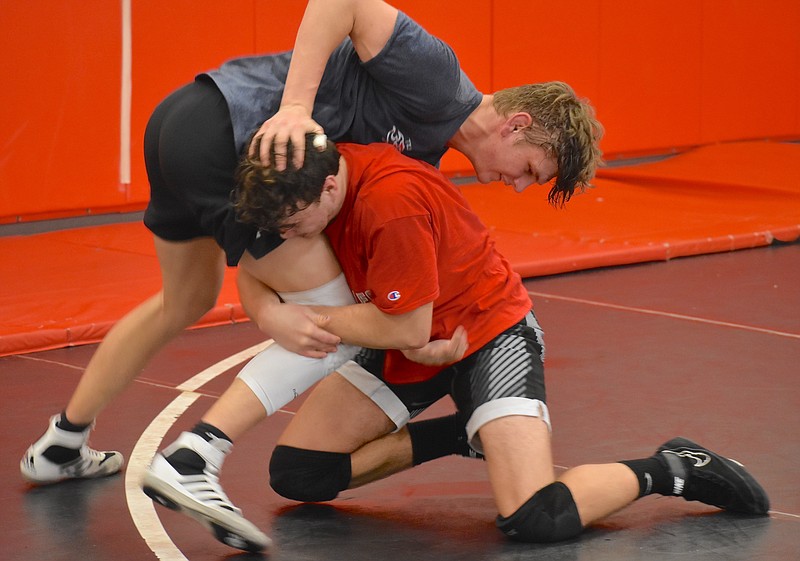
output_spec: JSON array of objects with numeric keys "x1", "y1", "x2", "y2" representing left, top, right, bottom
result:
[{"x1": 236, "y1": 273, "x2": 360, "y2": 416}]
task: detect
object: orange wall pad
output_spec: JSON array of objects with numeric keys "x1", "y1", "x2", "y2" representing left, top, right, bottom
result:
[
  {"x1": 0, "y1": 224, "x2": 245, "y2": 357},
  {"x1": 461, "y1": 141, "x2": 800, "y2": 278},
  {"x1": 1, "y1": 141, "x2": 798, "y2": 357}
]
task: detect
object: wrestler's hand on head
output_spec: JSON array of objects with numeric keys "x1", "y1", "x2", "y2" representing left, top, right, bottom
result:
[
  {"x1": 249, "y1": 104, "x2": 325, "y2": 171},
  {"x1": 402, "y1": 325, "x2": 469, "y2": 366},
  {"x1": 258, "y1": 302, "x2": 340, "y2": 358}
]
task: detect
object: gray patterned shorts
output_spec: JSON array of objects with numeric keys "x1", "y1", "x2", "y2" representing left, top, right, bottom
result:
[{"x1": 337, "y1": 311, "x2": 550, "y2": 453}]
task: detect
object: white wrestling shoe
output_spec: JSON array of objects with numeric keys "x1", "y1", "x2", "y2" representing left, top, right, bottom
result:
[
  {"x1": 20, "y1": 415, "x2": 124, "y2": 484},
  {"x1": 141, "y1": 431, "x2": 271, "y2": 553}
]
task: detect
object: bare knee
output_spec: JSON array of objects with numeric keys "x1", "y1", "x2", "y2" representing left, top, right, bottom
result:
[
  {"x1": 154, "y1": 237, "x2": 225, "y2": 327},
  {"x1": 183, "y1": 287, "x2": 219, "y2": 320}
]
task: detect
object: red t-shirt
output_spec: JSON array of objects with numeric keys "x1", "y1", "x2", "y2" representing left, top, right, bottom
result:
[{"x1": 326, "y1": 143, "x2": 532, "y2": 383}]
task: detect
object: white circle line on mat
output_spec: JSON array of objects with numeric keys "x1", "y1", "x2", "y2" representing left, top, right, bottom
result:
[{"x1": 125, "y1": 340, "x2": 273, "y2": 560}]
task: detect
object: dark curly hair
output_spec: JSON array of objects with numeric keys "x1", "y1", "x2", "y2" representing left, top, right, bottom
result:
[{"x1": 232, "y1": 133, "x2": 341, "y2": 232}]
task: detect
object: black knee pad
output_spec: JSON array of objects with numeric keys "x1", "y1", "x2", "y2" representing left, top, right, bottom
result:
[
  {"x1": 269, "y1": 445, "x2": 352, "y2": 502},
  {"x1": 496, "y1": 482, "x2": 583, "y2": 543}
]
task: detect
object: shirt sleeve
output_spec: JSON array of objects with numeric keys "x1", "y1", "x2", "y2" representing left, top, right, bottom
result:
[
  {"x1": 364, "y1": 213, "x2": 440, "y2": 315},
  {"x1": 361, "y1": 12, "x2": 469, "y2": 117}
]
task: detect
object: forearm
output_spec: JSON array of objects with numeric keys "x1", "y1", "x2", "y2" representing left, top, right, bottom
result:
[
  {"x1": 237, "y1": 267, "x2": 281, "y2": 332},
  {"x1": 236, "y1": 263, "x2": 341, "y2": 356},
  {"x1": 310, "y1": 302, "x2": 432, "y2": 350},
  {"x1": 282, "y1": 0, "x2": 396, "y2": 111},
  {"x1": 282, "y1": 0, "x2": 360, "y2": 112}
]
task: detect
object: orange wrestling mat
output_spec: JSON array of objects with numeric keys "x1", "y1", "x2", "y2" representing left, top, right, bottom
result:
[{"x1": 1, "y1": 141, "x2": 798, "y2": 356}]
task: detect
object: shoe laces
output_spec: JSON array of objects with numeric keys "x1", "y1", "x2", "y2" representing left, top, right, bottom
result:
[
  {"x1": 56, "y1": 446, "x2": 108, "y2": 477},
  {"x1": 80, "y1": 444, "x2": 105, "y2": 459}
]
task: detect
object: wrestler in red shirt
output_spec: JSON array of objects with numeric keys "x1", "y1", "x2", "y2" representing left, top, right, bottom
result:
[{"x1": 326, "y1": 143, "x2": 532, "y2": 383}]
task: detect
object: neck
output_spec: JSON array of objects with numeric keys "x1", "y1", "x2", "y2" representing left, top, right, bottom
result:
[{"x1": 447, "y1": 94, "x2": 498, "y2": 161}]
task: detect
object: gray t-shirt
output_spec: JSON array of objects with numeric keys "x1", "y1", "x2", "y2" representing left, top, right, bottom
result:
[{"x1": 203, "y1": 11, "x2": 482, "y2": 166}]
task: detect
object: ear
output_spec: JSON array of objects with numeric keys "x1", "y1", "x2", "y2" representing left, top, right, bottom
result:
[
  {"x1": 500, "y1": 112, "x2": 534, "y2": 137},
  {"x1": 321, "y1": 175, "x2": 336, "y2": 191},
  {"x1": 320, "y1": 175, "x2": 339, "y2": 199}
]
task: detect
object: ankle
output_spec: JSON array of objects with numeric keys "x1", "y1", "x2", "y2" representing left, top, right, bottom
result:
[
  {"x1": 57, "y1": 411, "x2": 91, "y2": 433},
  {"x1": 618, "y1": 456, "x2": 674, "y2": 498},
  {"x1": 192, "y1": 421, "x2": 233, "y2": 444}
]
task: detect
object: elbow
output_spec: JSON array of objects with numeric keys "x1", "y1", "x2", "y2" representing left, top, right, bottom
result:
[
  {"x1": 400, "y1": 325, "x2": 431, "y2": 350},
  {"x1": 392, "y1": 304, "x2": 432, "y2": 349}
]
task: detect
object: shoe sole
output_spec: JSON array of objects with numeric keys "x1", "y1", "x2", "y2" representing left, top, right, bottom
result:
[
  {"x1": 658, "y1": 437, "x2": 770, "y2": 515},
  {"x1": 142, "y1": 470, "x2": 271, "y2": 553}
]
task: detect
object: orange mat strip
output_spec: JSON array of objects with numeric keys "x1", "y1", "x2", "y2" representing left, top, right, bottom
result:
[
  {"x1": 1, "y1": 141, "x2": 798, "y2": 357},
  {"x1": 0, "y1": 225, "x2": 245, "y2": 356}
]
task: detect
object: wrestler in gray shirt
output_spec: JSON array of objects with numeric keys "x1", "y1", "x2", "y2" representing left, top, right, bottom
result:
[{"x1": 205, "y1": 11, "x2": 482, "y2": 167}]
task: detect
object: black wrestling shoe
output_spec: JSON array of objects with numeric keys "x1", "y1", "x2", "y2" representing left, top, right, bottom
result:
[{"x1": 657, "y1": 437, "x2": 770, "y2": 515}]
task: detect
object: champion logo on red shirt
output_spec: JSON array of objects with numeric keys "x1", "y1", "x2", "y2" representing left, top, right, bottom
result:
[{"x1": 387, "y1": 290, "x2": 401, "y2": 301}]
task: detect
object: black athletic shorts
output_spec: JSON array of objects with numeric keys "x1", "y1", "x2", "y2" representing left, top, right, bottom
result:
[{"x1": 142, "y1": 78, "x2": 283, "y2": 266}]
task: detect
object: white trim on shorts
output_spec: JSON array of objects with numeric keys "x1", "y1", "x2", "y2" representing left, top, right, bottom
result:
[
  {"x1": 466, "y1": 397, "x2": 551, "y2": 455},
  {"x1": 337, "y1": 360, "x2": 410, "y2": 430}
]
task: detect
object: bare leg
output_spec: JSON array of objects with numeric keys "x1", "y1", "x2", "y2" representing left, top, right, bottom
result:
[
  {"x1": 201, "y1": 235, "x2": 348, "y2": 441},
  {"x1": 240, "y1": 234, "x2": 342, "y2": 293},
  {"x1": 288, "y1": 410, "x2": 638, "y2": 522},
  {"x1": 277, "y1": 372, "x2": 411, "y2": 486},
  {"x1": 278, "y1": 373, "x2": 396, "y2": 450},
  {"x1": 479, "y1": 416, "x2": 555, "y2": 517},
  {"x1": 351, "y1": 416, "x2": 641, "y2": 526},
  {"x1": 478, "y1": 415, "x2": 639, "y2": 525},
  {"x1": 201, "y1": 379, "x2": 268, "y2": 441},
  {"x1": 65, "y1": 236, "x2": 225, "y2": 424},
  {"x1": 348, "y1": 427, "x2": 413, "y2": 488},
  {"x1": 558, "y1": 463, "x2": 639, "y2": 525}
]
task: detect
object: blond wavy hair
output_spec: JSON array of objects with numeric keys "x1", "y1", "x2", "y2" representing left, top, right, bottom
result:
[{"x1": 493, "y1": 82, "x2": 604, "y2": 206}]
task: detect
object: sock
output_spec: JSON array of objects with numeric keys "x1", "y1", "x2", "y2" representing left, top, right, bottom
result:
[
  {"x1": 56, "y1": 411, "x2": 90, "y2": 433},
  {"x1": 191, "y1": 421, "x2": 233, "y2": 444},
  {"x1": 407, "y1": 414, "x2": 479, "y2": 465},
  {"x1": 619, "y1": 456, "x2": 674, "y2": 498}
]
